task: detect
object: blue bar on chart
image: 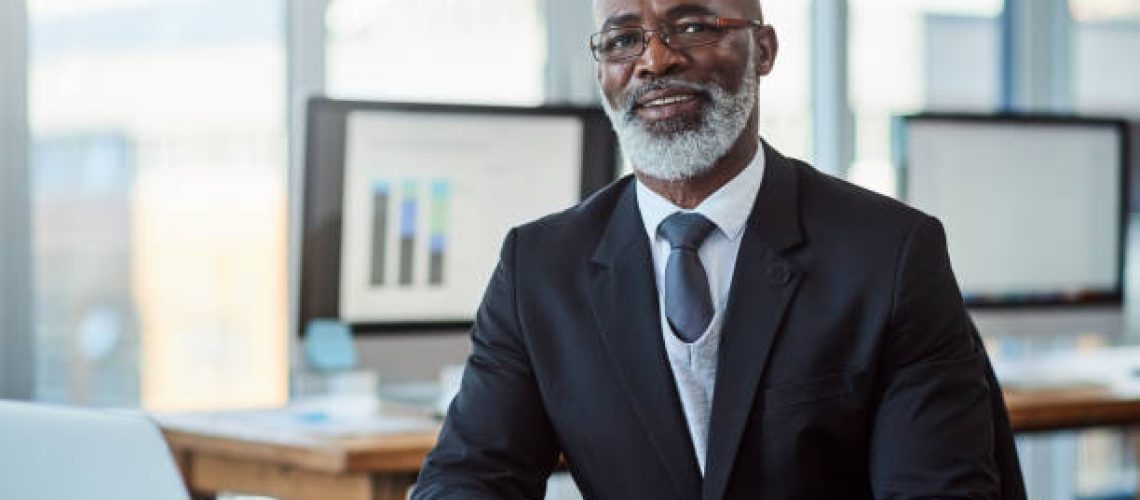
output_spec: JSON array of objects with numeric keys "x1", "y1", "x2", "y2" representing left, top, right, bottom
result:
[
  {"x1": 399, "y1": 180, "x2": 418, "y2": 286},
  {"x1": 369, "y1": 181, "x2": 390, "y2": 285},
  {"x1": 428, "y1": 180, "x2": 450, "y2": 286}
]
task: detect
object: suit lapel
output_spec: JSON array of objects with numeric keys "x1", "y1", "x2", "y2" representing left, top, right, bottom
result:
[
  {"x1": 703, "y1": 145, "x2": 805, "y2": 500},
  {"x1": 589, "y1": 181, "x2": 702, "y2": 500}
]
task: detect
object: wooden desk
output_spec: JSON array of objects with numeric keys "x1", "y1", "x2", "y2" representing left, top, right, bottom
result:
[
  {"x1": 160, "y1": 388, "x2": 1140, "y2": 500},
  {"x1": 998, "y1": 345, "x2": 1140, "y2": 433},
  {"x1": 1005, "y1": 385, "x2": 1140, "y2": 433},
  {"x1": 161, "y1": 414, "x2": 439, "y2": 500}
]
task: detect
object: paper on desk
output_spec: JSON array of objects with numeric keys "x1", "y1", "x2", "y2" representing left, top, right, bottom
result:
[{"x1": 157, "y1": 399, "x2": 438, "y2": 446}]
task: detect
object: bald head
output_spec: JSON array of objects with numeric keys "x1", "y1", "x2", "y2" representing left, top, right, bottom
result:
[
  {"x1": 594, "y1": 0, "x2": 764, "y2": 26},
  {"x1": 738, "y1": 0, "x2": 763, "y2": 20}
]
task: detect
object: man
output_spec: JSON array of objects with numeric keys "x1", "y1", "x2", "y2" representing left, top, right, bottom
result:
[{"x1": 415, "y1": 0, "x2": 1026, "y2": 498}]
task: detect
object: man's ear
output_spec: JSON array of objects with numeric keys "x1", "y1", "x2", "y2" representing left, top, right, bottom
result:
[{"x1": 753, "y1": 26, "x2": 778, "y2": 76}]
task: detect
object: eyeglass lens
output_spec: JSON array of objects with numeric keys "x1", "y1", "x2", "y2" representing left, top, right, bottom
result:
[{"x1": 592, "y1": 21, "x2": 727, "y2": 62}]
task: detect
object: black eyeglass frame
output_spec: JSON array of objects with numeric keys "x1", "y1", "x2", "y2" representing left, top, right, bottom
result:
[{"x1": 588, "y1": 17, "x2": 768, "y2": 63}]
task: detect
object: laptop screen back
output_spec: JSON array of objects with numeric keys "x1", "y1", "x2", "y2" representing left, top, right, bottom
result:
[{"x1": 0, "y1": 401, "x2": 189, "y2": 500}]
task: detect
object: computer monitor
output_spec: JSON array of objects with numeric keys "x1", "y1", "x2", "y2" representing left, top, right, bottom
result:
[
  {"x1": 897, "y1": 113, "x2": 1128, "y2": 308},
  {"x1": 300, "y1": 99, "x2": 618, "y2": 335}
]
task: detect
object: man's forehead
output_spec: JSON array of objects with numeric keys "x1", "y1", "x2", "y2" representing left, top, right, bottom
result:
[{"x1": 593, "y1": 0, "x2": 759, "y2": 26}]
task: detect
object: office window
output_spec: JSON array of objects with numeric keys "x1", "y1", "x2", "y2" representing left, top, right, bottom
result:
[
  {"x1": 29, "y1": 0, "x2": 289, "y2": 411},
  {"x1": 759, "y1": 1, "x2": 812, "y2": 163},
  {"x1": 1071, "y1": 0, "x2": 1140, "y2": 115},
  {"x1": 325, "y1": 0, "x2": 546, "y2": 105},
  {"x1": 848, "y1": 0, "x2": 1004, "y2": 195},
  {"x1": 1072, "y1": 0, "x2": 1140, "y2": 20},
  {"x1": 326, "y1": 0, "x2": 809, "y2": 162}
]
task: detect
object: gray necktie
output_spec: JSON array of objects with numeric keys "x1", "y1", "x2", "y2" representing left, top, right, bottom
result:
[{"x1": 658, "y1": 212, "x2": 716, "y2": 343}]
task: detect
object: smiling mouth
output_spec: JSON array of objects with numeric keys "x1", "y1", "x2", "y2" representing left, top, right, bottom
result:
[
  {"x1": 641, "y1": 94, "x2": 699, "y2": 108},
  {"x1": 630, "y1": 91, "x2": 707, "y2": 125}
]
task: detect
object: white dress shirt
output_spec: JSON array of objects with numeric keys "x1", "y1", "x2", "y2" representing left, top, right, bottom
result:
[{"x1": 634, "y1": 149, "x2": 766, "y2": 474}]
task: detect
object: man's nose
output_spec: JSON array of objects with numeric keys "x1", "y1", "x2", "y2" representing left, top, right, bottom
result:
[{"x1": 633, "y1": 32, "x2": 685, "y2": 79}]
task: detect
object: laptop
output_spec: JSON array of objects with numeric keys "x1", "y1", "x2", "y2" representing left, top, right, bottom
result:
[{"x1": 0, "y1": 400, "x2": 190, "y2": 500}]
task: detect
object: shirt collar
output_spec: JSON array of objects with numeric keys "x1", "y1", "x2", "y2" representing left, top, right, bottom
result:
[{"x1": 636, "y1": 146, "x2": 766, "y2": 244}]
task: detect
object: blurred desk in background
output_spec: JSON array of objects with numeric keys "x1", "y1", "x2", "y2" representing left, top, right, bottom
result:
[
  {"x1": 996, "y1": 345, "x2": 1140, "y2": 498},
  {"x1": 157, "y1": 348, "x2": 1140, "y2": 500},
  {"x1": 997, "y1": 345, "x2": 1140, "y2": 432},
  {"x1": 159, "y1": 408, "x2": 439, "y2": 500},
  {"x1": 1005, "y1": 385, "x2": 1140, "y2": 433}
]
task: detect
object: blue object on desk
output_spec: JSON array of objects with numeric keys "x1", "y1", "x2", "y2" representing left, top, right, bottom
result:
[
  {"x1": 303, "y1": 319, "x2": 357, "y2": 372},
  {"x1": 294, "y1": 411, "x2": 331, "y2": 424}
]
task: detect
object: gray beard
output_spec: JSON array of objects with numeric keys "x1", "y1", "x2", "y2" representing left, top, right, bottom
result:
[{"x1": 600, "y1": 59, "x2": 757, "y2": 182}]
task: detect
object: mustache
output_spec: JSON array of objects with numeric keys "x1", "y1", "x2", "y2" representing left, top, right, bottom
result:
[{"x1": 617, "y1": 78, "x2": 714, "y2": 117}]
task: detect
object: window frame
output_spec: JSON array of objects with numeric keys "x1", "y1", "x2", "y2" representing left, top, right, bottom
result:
[{"x1": 1, "y1": 0, "x2": 33, "y2": 400}]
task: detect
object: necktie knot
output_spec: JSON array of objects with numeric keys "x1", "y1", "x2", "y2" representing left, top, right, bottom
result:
[{"x1": 658, "y1": 212, "x2": 716, "y2": 251}]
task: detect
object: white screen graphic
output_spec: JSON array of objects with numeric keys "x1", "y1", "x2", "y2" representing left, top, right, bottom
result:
[
  {"x1": 339, "y1": 110, "x2": 585, "y2": 322},
  {"x1": 905, "y1": 120, "x2": 1122, "y2": 301}
]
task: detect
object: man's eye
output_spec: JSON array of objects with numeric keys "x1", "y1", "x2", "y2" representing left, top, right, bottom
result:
[
  {"x1": 678, "y1": 22, "x2": 712, "y2": 34},
  {"x1": 604, "y1": 32, "x2": 640, "y2": 50}
]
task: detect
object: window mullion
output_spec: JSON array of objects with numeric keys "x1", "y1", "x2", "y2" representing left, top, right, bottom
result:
[
  {"x1": 0, "y1": 0, "x2": 33, "y2": 400},
  {"x1": 810, "y1": 0, "x2": 854, "y2": 177},
  {"x1": 286, "y1": 0, "x2": 328, "y2": 393},
  {"x1": 1002, "y1": 0, "x2": 1073, "y2": 111}
]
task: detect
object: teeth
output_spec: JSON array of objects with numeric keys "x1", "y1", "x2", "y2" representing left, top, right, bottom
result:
[{"x1": 644, "y1": 95, "x2": 695, "y2": 107}]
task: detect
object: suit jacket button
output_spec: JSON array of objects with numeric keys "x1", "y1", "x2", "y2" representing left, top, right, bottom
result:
[{"x1": 768, "y1": 263, "x2": 792, "y2": 286}]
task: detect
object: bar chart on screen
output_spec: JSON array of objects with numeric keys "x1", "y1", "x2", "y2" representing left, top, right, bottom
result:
[
  {"x1": 336, "y1": 109, "x2": 585, "y2": 324},
  {"x1": 366, "y1": 178, "x2": 452, "y2": 290}
]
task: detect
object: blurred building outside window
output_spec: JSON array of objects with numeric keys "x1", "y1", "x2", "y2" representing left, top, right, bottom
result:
[
  {"x1": 1071, "y1": 0, "x2": 1140, "y2": 115},
  {"x1": 29, "y1": 0, "x2": 289, "y2": 411},
  {"x1": 757, "y1": 0, "x2": 812, "y2": 164},
  {"x1": 324, "y1": 0, "x2": 546, "y2": 106},
  {"x1": 847, "y1": 0, "x2": 1004, "y2": 196}
]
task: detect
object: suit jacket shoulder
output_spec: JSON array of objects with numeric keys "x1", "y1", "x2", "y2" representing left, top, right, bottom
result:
[{"x1": 790, "y1": 155, "x2": 934, "y2": 254}]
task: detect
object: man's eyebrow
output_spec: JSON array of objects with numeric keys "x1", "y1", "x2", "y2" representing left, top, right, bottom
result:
[
  {"x1": 601, "y1": 13, "x2": 640, "y2": 31},
  {"x1": 665, "y1": 4, "x2": 718, "y2": 19}
]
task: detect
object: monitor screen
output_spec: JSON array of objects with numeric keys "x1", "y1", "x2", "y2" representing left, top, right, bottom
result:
[
  {"x1": 899, "y1": 114, "x2": 1127, "y2": 307},
  {"x1": 300, "y1": 99, "x2": 618, "y2": 335}
]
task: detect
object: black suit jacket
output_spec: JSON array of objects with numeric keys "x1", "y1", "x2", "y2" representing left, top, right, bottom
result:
[{"x1": 414, "y1": 144, "x2": 1026, "y2": 500}]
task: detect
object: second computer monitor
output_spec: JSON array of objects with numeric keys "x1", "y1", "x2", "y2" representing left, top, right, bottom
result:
[{"x1": 898, "y1": 114, "x2": 1127, "y2": 308}]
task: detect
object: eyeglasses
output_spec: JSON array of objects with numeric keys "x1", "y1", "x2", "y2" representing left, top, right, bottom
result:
[{"x1": 589, "y1": 17, "x2": 766, "y2": 63}]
